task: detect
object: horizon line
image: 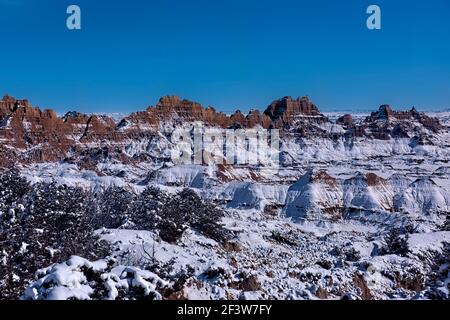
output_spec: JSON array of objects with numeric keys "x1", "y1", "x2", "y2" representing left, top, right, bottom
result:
[{"x1": 2, "y1": 92, "x2": 449, "y2": 117}]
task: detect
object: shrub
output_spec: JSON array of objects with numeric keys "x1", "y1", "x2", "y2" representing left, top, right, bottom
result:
[
  {"x1": 402, "y1": 222, "x2": 419, "y2": 234},
  {"x1": 0, "y1": 180, "x2": 110, "y2": 300},
  {"x1": 165, "y1": 189, "x2": 231, "y2": 243},
  {"x1": 270, "y1": 230, "x2": 298, "y2": 246},
  {"x1": 0, "y1": 169, "x2": 29, "y2": 220},
  {"x1": 381, "y1": 228, "x2": 409, "y2": 257},
  {"x1": 90, "y1": 186, "x2": 135, "y2": 229},
  {"x1": 424, "y1": 242, "x2": 450, "y2": 300},
  {"x1": 22, "y1": 256, "x2": 168, "y2": 300},
  {"x1": 331, "y1": 245, "x2": 361, "y2": 262},
  {"x1": 126, "y1": 186, "x2": 170, "y2": 231},
  {"x1": 126, "y1": 187, "x2": 231, "y2": 244}
]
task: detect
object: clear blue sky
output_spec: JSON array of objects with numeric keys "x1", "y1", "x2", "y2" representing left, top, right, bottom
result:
[{"x1": 0, "y1": 0, "x2": 449, "y2": 113}]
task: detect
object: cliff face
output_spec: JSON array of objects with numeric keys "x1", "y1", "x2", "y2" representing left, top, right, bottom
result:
[
  {"x1": 364, "y1": 105, "x2": 443, "y2": 133},
  {"x1": 0, "y1": 95, "x2": 121, "y2": 165},
  {"x1": 265, "y1": 96, "x2": 321, "y2": 118},
  {"x1": 264, "y1": 96, "x2": 328, "y2": 128},
  {"x1": 120, "y1": 95, "x2": 328, "y2": 131},
  {"x1": 0, "y1": 96, "x2": 74, "y2": 163},
  {"x1": 123, "y1": 96, "x2": 233, "y2": 130},
  {"x1": 350, "y1": 105, "x2": 444, "y2": 140},
  {"x1": 0, "y1": 94, "x2": 445, "y2": 167}
]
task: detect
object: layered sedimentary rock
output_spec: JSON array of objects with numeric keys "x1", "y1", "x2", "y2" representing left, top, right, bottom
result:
[
  {"x1": 0, "y1": 94, "x2": 445, "y2": 167},
  {"x1": 283, "y1": 169, "x2": 343, "y2": 221},
  {"x1": 264, "y1": 96, "x2": 328, "y2": 128},
  {"x1": 121, "y1": 96, "x2": 273, "y2": 130},
  {"x1": 0, "y1": 95, "x2": 74, "y2": 162},
  {"x1": 349, "y1": 105, "x2": 444, "y2": 140}
]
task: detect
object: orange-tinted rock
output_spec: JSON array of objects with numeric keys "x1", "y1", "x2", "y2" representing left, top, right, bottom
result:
[
  {"x1": 1, "y1": 94, "x2": 445, "y2": 167},
  {"x1": 309, "y1": 170, "x2": 338, "y2": 188},
  {"x1": 264, "y1": 96, "x2": 327, "y2": 128},
  {"x1": 365, "y1": 105, "x2": 443, "y2": 133},
  {"x1": 0, "y1": 95, "x2": 118, "y2": 164},
  {"x1": 80, "y1": 115, "x2": 118, "y2": 142},
  {"x1": 346, "y1": 105, "x2": 444, "y2": 140}
]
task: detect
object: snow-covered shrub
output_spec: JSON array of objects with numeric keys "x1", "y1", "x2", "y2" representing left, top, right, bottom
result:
[
  {"x1": 331, "y1": 245, "x2": 361, "y2": 262},
  {"x1": 381, "y1": 228, "x2": 410, "y2": 257},
  {"x1": 126, "y1": 186, "x2": 170, "y2": 231},
  {"x1": 0, "y1": 182, "x2": 110, "y2": 300},
  {"x1": 402, "y1": 222, "x2": 419, "y2": 234},
  {"x1": 23, "y1": 256, "x2": 169, "y2": 300},
  {"x1": 425, "y1": 243, "x2": 450, "y2": 300},
  {"x1": 150, "y1": 188, "x2": 192, "y2": 243},
  {"x1": 442, "y1": 214, "x2": 450, "y2": 231},
  {"x1": 126, "y1": 187, "x2": 231, "y2": 244},
  {"x1": 0, "y1": 169, "x2": 29, "y2": 220},
  {"x1": 22, "y1": 182, "x2": 110, "y2": 259},
  {"x1": 164, "y1": 189, "x2": 232, "y2": 243},
  {"x1": 344, "y1": 247, "x2": 361, "y2": 262},
  {"x1": 90, "y1": 186, "x2": 135, "y2": 229},
  {"x1": 270, "y1": 230, "x2": 299, "y2": 246}
]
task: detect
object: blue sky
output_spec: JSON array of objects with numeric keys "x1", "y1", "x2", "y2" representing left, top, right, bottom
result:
[{"x1": 0, "y1": 0, "x2": 449, "y2": 113}]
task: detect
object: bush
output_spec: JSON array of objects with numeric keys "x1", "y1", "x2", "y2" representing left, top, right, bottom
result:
[
  {"x1": 424, "y1": 242, "x2": 450, "y2": 300},
  {"x1": 126, "y1": 186, "x2": 171, "y2": 231},
  {"x1": 402, "y1": 222, "x2": 419, "y2": 234},
  {"x1": 0, "y1": 169, "x2": 29, "y2": 220},
  {"x1": 381, "y1": 228, "x2": 409, "y2": 257},
  {"x1": 331, "y1": 245, "x2": 361, "y2": 262},
  {"x1": 24, "y1": 182, "x2": 110, "y2": 258},
  {"x1": 127, "y1": 187, "x2": 231, "y2": 244},
  {"x1": 22, "y1": 256, "x2": 168, "y2": 300},
  {"x1": 90, "y1": 186, "x2": 135, "y2": 229},
  {"x1": 0, "y1": 179, "x2": 110, "y2": 300},
  {"x1": 270, "y1": 230, "x2": 298, "y2": 246},
  {"x1": 165, "y1": 189, "x2": 231, "y2": 243}
]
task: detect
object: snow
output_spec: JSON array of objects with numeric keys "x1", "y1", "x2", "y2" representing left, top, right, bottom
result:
[
  {"x1": 151, "y1": 165, "x2": 207, "y2": 188},
  {"x1": 396, "y1": 178, "x2": 450, "y2": 216},
  {"x1": 21, "y1": 163, "x2": 132, "y2": 193},
  {"x1": 224, "y1": 182, "x2": 289, "y2": 210},
  {"x1": 23, "y1": 256, "x2": 168, "y2": 301},
  {"x1": 4, "y1": 112, "x2": 449, "y2": 300},
  {"x1": 283, "y1": 171, "x2": 343, "y2": 221},
  {"x1": 408, "y1": 231, "x2": 450, "y2": 254},
  {"x1": 24, "y1": 256, "x2": 107, "y2": 300}
]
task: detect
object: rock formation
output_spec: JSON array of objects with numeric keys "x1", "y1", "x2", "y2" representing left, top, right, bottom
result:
[{"x1": 0, "y1": 94, "x2": 445, "y2": 167}]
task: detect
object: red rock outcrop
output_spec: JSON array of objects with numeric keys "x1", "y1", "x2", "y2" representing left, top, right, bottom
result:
[
  {"x1": 0, "y1": 95, "x2": 118, "y2": 164},
  {"x1": 343, "y1": 105, "x2": 444, "y2": 140},
  {"x1": 0, "y1": 95, "x2": 73, "y2": 158},
  {"x1": 0, "y1": 94, "x2": 445, "y2": 167},
  {"x1": 264, "y1": 96, "x2": 328, "y2": 128},
  {"x1": 365, "y1": 105, "x2": 443, "y2": 133}
]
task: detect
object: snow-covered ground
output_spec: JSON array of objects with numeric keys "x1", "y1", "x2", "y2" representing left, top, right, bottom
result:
[{"x1": 23, "y1": 211, "x2": 450, "y2": 300}]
